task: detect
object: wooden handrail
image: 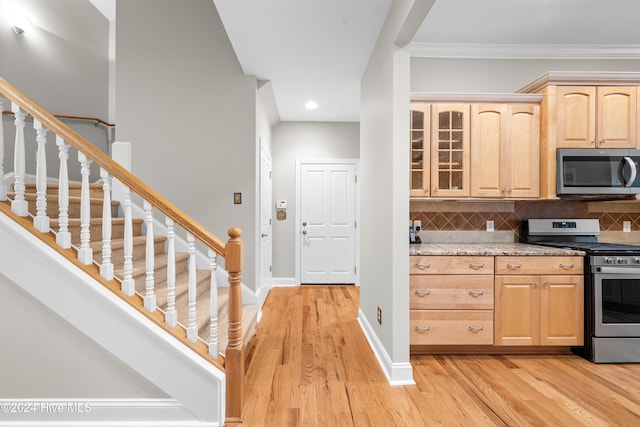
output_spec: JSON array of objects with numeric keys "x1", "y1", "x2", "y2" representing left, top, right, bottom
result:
[
  {"x1": 2, "y1": 109, "x2": 115, "y2": 127},
  {"x1": 0, "y1": 76, "x2": 226, "y2": 256}
]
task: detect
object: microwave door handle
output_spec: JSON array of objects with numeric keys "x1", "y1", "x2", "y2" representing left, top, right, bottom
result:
[{"x1": 623, "y1": 156, "x2": 637, "y2": 187}]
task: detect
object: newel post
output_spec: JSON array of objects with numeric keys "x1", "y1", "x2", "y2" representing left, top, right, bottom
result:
[{"x1": 225, "y1": 227, "x2": 244, "y2": 423}]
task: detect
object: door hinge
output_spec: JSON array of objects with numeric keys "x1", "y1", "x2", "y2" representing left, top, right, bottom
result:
[
  {"x1": 355, "y1": 175, "x2": 358, "y2": 183},
  {"x1": 270, "y1": 265, "x2": 272, "y2": 272},
  {"x1": 354, "y1": 220, "x2": 357, "y2": 229},
  {"x1": 354, "y1": 266, "x2": 357, "y2": 274},
  {"x1": 269, "y1": 171, "x2": 273, "y2": 179}
]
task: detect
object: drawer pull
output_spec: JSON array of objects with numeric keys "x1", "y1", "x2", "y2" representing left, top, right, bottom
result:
[
  {"x1": 468, "y1": 290, "x2": 485, "y2": 297},
  {"x1": 415, "y1": 326, "x2": 432, "y2": 332},
  {"x1": 506, "y1": 263, "x2": 522, "y2": 269},
  {"x1": 559, "y1": 263, "x2": 575, "y2": 269},
  {"x1": 414, "y1": 290, "x2": 431, "y2": 296},
  {"x1": 468, "y1": 326, "x2": 484, "y2": 332},
  {"x1": 415, "y1": 263, "x2": 431, "y2": 269},
  {"x1": 469, "y1": 263, "x2": 485, "y2": 269}
]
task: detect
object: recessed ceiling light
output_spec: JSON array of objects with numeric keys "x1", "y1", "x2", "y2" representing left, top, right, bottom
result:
[{"x1": 305, "y1": 101, "x2": 318, "y2": 110}]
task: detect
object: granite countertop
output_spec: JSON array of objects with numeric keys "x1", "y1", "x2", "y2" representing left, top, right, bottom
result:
[{"x1": 409, "y1": 243, "x2": 585, "y2": 257}]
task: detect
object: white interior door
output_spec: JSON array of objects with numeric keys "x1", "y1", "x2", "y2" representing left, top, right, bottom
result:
[
  {"x1": 300, "y1": 162, "x2": 356, "y2": 284},
  {"x1": 259, "y1": 145, "x2": 273, "y2": 294}
]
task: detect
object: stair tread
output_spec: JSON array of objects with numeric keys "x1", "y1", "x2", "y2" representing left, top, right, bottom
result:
[
  {"x1": 90, "y1": 235, "x2": 165, "y2": 251},
  {"x1": 51, "y1": 217, "x2": 144, "y2": 225},
  {"x1": 113, "y1": 251, "x2": 190, "y2": 277},
  {"x1": 154, "y1": 269, "x2": 212, "y2": 308}
]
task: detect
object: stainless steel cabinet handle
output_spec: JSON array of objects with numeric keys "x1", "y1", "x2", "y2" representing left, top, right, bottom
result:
[
  {"x1": 415, "y1": 326, "x2": 431, "y2": 332},
  {"x1": 506, "y1": 263, "x2": 522, "y2": 269},
  {"x1": 559, "y1": 263, "x2": 575, "y2": 269},
  {"x1": 534, "y1": 282, "x2": 541, "y2": 287},
  {"x1": 468, "y1": 326, "x2": 484, "y2": 332},
  {"x1": 601, "y1": 138, "x2": 606, "y2": 144},
  {"x1": 543, "y1": 282, "x2": 550, "y2": 287},
  {"x1": 591, "y1": 139, "x2": 596, "y2": 144},
  {"x1": 415, "y1": 263, "x2": 431, "y2": 269},
  {"x1": 414, "y1": 290, "x2": 431, "y2": 296},
  {"x1": 469, "y1": 263, "x2": 485, "y2": 269},
  {"x1": 468, "y1": 290, "x2": 485, "y2": 297}
]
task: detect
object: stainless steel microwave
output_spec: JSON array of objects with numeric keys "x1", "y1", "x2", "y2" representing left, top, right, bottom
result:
[{"x1": 557, "y1": 148, "x2": 640, "y2": 198}]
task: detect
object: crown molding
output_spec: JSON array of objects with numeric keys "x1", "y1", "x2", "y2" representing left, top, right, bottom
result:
[
  {"x1": 409, "y1": 42, "x2": 640, "y2": 59},
  {"x1": 411, "y1": 92, "x2": 544, "y2": 104}
]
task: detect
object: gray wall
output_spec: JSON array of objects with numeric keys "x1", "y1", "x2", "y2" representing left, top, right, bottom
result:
[
  {"x1": 0, "y1": 0, "x2": 110, "y2": 182},
  {"x1": 411, "y1": 58, "x2": 640, "y2": 93},
  {"x1": 360, "y1": 0, "x2": 418, "y2": 367},
  {"x1": 271, "y1": 122, "x2": 359, "y2": 279},
  {"x1": 0, "y1": 273, "x2": 166, "y2": 398},
  {"x1": 115, "y1": 0, "x2": 260, "y2": 291}
]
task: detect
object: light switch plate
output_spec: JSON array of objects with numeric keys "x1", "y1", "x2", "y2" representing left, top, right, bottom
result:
[{"x1": 486, "y1": 220, "x2": 494, "y2": 232}]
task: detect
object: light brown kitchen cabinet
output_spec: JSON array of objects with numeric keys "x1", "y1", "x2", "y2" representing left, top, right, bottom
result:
[
  {"x1": 409, "y1": 103, "x2": 430, "y2": 197},
  {"x1": 410, "y1": 256, "x2": 493, "y2": 345},
  {"x1": 494, "y1": 256, "x2": 584, "y2": 346},
  {"x1": 556, "y1": 86, "x2": 637, "y2": 149},
  {"x1": 430, "y1": 104, "x2": 470, "y2": 198},
  {"x1": 470, "y1": 103, "x2": 540, "y2": 198},
  {"x1": 517, "y1": 72, "x2": 640, "y2": 198}
]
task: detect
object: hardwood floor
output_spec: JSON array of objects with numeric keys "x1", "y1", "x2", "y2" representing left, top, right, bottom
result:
[{"x1": 241, "y1": 286, "x2": 640, "y2": 426}]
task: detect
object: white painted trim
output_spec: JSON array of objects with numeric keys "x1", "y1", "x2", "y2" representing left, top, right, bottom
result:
[
  {"x1": 0, "y1": 212, "x2": 225, "y2": 424},
  {"x1": 272, "y1": 277, "x2": 297, "y2": 287},
  {"x1": 295, "y1": 158, "x2": 360, "y2": 285},
  {"x1": 256, "y1": 283, "x2": 271, "y2": 309},
  {"x1": 357, "y1": 309, "x2": 415, "y2": 386},
  {"x1": 409, "y1": 42, "x2": 640, "y2": 60}
]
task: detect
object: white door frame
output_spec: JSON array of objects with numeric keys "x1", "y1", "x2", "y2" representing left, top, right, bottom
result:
[
  {"x1": 295, "y1": 158, "x2": 360, "y2": 286},
  {"x1": 258, "y1": 140, "x2": 273, "y2": 308}
]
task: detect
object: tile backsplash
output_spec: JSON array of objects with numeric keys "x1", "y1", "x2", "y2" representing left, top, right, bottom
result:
[{"x1": 410, "y1": 200, "x2": 640, "y2": 242}]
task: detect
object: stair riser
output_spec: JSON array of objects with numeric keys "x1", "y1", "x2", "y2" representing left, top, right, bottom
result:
[
  {"x1": 131, "y1": 257, "x2": 189, "y2": 292},
  {"x1": 58, "y1": 220, "x2": 143, "y2": 245},
  {"x1": 23, "y1": 184, "x2": 104, "y2": 198},
  {"x1": 26, "y1": 197, "x2": 119, "y2": 219}
]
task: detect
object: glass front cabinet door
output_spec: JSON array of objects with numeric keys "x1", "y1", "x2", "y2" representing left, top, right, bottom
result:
[
  {"x1": 410, "y1": 103, "x2": 430, "y2": 197},
  {"x1": 431, "y1": 104, "x2": 470, "y2": 197}
]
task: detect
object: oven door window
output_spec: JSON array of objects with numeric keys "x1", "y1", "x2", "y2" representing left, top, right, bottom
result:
[
  {"x1": 595, "y1": 274, "x2": 640, "y2": 336},
  {"x1": 563, "y1": 156, "x2": 640, "y2": 188}
]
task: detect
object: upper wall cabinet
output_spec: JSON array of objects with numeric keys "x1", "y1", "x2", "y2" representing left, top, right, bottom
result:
[
  {"x1": 470, "y1": 103, "x2": 540, "y2": 198},
  {"x1": 556, "y1": 86, "x2": 637, "y2": 148},
  {"x1": 410, "y1": 94, "x2": 542, "y2": 200},
  {"x1": 518, "y1": 72, "x2": 640, "y2": 198}
]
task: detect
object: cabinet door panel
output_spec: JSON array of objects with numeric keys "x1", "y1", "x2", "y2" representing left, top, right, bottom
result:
[
  {"x1": 495, "y1": 276, "x2": 538, "y2": 345},
  {"x1": 431, "y1": 104, "x2": 470, "y2": 197},
  {"x1": 507, "y1": 104, "x2": 540, "y2": 198},
  {"x1": 556, "y1": 86, "x2": 596, "y2": 148},
  {"x1": 470, "y1": 104, "x2": 505, "y2": 198},
  {"x1": 598, "y1": 87, "x2": 637, "y2": 148},
  {"x1": 539, "y1": 275, "x2": 584, "y2": 345},
  {"x1": 410, "y1": 104, "x2": 431, "y2": 197}
]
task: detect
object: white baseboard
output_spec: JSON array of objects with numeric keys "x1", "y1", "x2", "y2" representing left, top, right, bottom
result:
[
  {"x1": 272, "y1": 277, "x2": 297, "y2": 287},
  {"x1": 357, "y1": 309, "x2": 415, "y2": 386}
]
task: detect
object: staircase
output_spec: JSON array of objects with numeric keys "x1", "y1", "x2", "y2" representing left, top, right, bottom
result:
[{"x1": 0, "y1": 76, "x2": 255, "y2": 425}]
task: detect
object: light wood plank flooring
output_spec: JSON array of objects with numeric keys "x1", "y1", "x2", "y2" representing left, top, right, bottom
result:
[{"x1": 241, "y1": 286, "x2": 640, "y2": 426}]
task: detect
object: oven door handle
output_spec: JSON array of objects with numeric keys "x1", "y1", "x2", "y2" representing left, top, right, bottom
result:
[
  {"x1": 595, "y1": 266, "x2": 640, "y2": 274},
  {"x1": 623, "y1": 156, "x2": 637, "y2": 187}
]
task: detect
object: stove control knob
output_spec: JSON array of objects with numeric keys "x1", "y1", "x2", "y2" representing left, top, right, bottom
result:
[
  {"x1": 617, "y1": 257, "x2": 626, "y2": 264},
  {"x1": 604, "y1": 257, "x2": 614, "y2": 264},
  {"x1": 636, "y1": 257, "x2": 640, "y2": 264}
]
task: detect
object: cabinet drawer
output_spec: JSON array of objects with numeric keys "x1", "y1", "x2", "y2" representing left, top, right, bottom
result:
[
  {"x1": 410, "y1": 275, "x2": 494, "y2": 310},
  {"x1": 410, "y1": 256, "x2": 494, "y2": 275},
  {"x1": 410, "y1": 310, "x2": 494, "y2": 345},
  {"x1": 495, "y1": 256, "x2": 583, "y2": 275}
]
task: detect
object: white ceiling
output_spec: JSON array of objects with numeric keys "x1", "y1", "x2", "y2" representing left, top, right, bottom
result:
[{"x1": 90, "y1": 0, "x2": 640, "y2": 122}]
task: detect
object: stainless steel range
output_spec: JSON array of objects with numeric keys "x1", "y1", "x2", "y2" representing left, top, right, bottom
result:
[{"x1": 526, "y1": 218, "x2": 640, "y2": 363}]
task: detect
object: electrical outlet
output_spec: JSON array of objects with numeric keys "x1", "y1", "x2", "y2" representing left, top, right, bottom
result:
[
  {"x1": 413, "y1": 220, "x2": 421, "y2": 231},
  {"x1": 624, "y1": 221, "x2": 632, "y2": 232},
  {"x1": 486, "y1": 220, "x2": 494, "y2": 232},
  {"x1": 377, "y1": 306, "x2": 382, "y2": 325}
]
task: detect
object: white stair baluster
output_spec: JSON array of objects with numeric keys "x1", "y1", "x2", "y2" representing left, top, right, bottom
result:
[
  {"x1": 208, "y1": 249, "x2": 219, "y2": 357},
  {"x1": 100, "y1": 168, "x2": 113, "y2": 280},
  {"x1": 0, "y1": 98, "x2": 6, "y2": 201},
  {"x1": 120, "y1": 184, "x2": 135, "y2": 296},
  {"x1": 143, "y1": 200, "x2": 156, "y2": 311},
  {"x1": 10, "y1": 103, "x2": 27, "y2": 216},
  {"x1": 165, "y1": 218, "x2": 177, "y2": 327},
  {"x1": 33, "y1": 119, "x2": 50, "y2": 232},
  {"x1": 55, "y1": 136, "x2": 71, "y2": 248},
  {"x1": 186, "y1": 233, "x2": 197, "y2": 343},
  {"x1": 77, "y1": 152, "x2": 93, "y2": 264}
]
